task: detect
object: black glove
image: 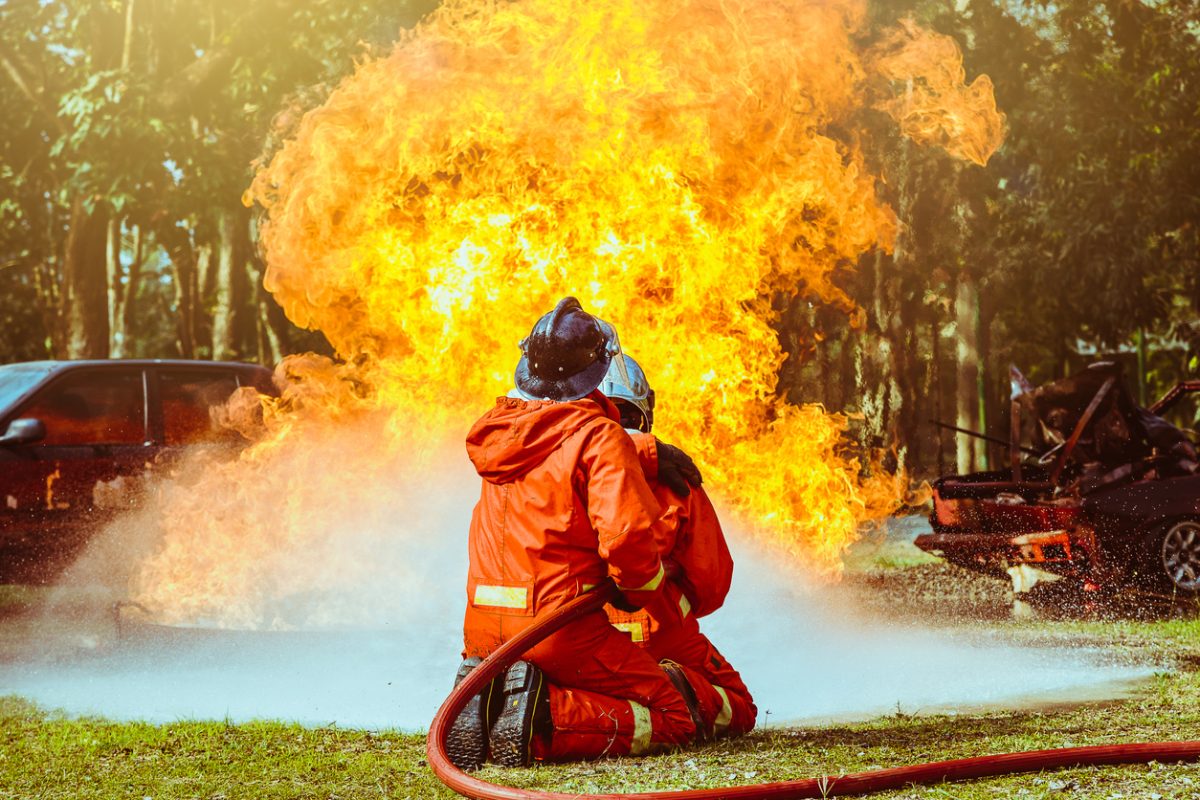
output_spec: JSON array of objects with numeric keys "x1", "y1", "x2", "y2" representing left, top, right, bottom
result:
[{"x1": 655, "y1": 440, "x2": 703, "y2": 498}]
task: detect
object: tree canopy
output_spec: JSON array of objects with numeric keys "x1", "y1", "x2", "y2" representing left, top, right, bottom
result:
[{"x1": 0, "y1": 0, "x2": 1196, "y2": 475}]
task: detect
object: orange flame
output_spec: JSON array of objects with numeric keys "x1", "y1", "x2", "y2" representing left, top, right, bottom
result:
[
  {"x1": 130, "y1": 0, "x2": 1002, "y2": 626},
  {"x1": 869, "y1": 19, "x2": 1007, "y2": 166}
]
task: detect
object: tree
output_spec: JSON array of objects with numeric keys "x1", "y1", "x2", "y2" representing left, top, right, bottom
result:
[{"x1": 0, "y1": 0, "x2": 435, "y2": 363}]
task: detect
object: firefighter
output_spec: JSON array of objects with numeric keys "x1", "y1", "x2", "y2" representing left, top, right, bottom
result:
[
  {"x1": 599, "y1": 353, "x2": 757, "y2": 742},
  {"x1": 450, "y1": 297, "x2": 718, "y2": 769}
]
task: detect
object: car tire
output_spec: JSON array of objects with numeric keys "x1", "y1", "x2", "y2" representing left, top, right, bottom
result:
[{"x1": 1139, "y1": 518, "x2": 1200, "y2": 596}]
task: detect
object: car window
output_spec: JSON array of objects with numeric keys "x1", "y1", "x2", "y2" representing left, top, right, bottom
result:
[
  {"x1": 0, "y1": 365, "x2": 54, "y2": 414},
  {"x1": 18, "y1": 371, "x2": 146, "y2": 446},
  {"x1": 159, "y1": 371, "x2": 239, "y2": 445}
]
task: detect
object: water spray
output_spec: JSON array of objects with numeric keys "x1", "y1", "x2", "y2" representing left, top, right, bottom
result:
[{"x1": 427, "y1": 581, "x2": 1200, "y2": 799}]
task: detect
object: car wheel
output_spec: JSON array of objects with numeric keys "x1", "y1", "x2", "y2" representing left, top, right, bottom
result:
[{"x1": 1142, "y1": 518, "x2": 1200, "y2": 596}]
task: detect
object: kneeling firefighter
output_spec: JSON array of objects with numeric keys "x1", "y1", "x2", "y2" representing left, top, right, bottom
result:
[
  {"x1": 599, "y1": 353, "x2": 757, "y2": 741},
  {"x1": 450, "y1": 297, "x2": 716, "y2": 769}
]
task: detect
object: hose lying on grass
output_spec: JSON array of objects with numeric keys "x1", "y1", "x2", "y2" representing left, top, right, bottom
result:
[{"x1": 427, "y1": 581, "x2": 1200, "y2": 799}]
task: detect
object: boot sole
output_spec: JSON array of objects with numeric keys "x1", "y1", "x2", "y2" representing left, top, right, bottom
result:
[
  {"x1": 446, "y1": 658, "x2": 494, "y2": 771},
  {"x1": 490, "y1": 660, "x2": 545, "y2": 768},
  {"x1": 661, "y1": 660, "x2": 707, "y2": 742}
]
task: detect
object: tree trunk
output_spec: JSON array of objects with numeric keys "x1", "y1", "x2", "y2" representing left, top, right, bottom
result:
[
  {"x1": 63, "y1": 200, "x2": 110, "y2": 359},
  {"x1": 249, "y1": 247, "x2": 288, "y2": 365},
  {"x1": 840, "y1": 328, "x2": 856, "y2": 422},
  {"x1": 955, "y1": 272, "x2": 981, "y2": 473},
  {"x1": 165, "y1": 237, "x2": 198, "y2": 359},
  {"x1": 106, "y1": 217, "x2": 123, "y2": 357},
  {"x1": 978, "y1": 293, "x2": 999, "y2": 470},
  {"x1": 123, "y1": 226, "x2": 143, "y2": 356},
  {"x1": 211, "y1": 208, "x2": 237, "y2": 360},
  {"x1": 109, "y1": 223, "x2": 144, "y2": 358},
  {"x1": 856, "y1": 253, "x2": 889, "y2": 449},
  {"x1": 930, "y1": 308, "x2": 945, "y2": 477},
  {"x1": 106, "y1": 219, "x2": 143, "y2": 357},
  {"x1": 894, "y1": 274, "x2": 922, "y2": 472}
]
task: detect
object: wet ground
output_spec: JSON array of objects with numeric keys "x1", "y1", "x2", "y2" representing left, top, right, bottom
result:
[{"x1": 0, "y1": 530, "x2": 1168, "y2": 733}]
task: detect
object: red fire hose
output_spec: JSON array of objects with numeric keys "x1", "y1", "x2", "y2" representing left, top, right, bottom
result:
[{"x1": 427, "y1": 583, "x2": 1200, "y2": 799}]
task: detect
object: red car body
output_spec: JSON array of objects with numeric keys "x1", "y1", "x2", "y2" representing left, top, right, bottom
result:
[{"x1": 0, "y1": 360, "x2": 274, "y2": 582}]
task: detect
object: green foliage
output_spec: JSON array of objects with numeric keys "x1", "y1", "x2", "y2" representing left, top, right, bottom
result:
[
  {"x1": 980, "y1": 0, "x2": 1200, "y2": 351},
  {"x1": 0, "y1": 0, "x2": 436, "y2": 363},
  {"x1": 0, "y1": 269, "x2": 49, "y2": 361},
  {"x1": 0, "y1": 0, "x2": 1195, "y2": 468},
  {"x1": 783, "y1": 0, "x2": 1200, "y2": 473}
]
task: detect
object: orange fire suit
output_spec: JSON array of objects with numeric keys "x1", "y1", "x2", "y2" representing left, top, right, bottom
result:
[
  {"x1": 463, "y1": 393, "x2": 705, "y2": 761},
  {"x1": 605, "y1": 434, "x2": 757, "y2": 739}
]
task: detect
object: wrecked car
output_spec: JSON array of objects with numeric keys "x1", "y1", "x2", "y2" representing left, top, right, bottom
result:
[
  {"x1": 0, "y1": 360, "x2": 274, "y2": 582},
  {"x1": 916, "y1": 362, "x2": 1200, "y2": 600}
]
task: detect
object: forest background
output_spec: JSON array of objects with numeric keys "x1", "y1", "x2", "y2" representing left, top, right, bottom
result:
[{"x1": 1, "y1": 0, "x2": 1197, "y2": 479}]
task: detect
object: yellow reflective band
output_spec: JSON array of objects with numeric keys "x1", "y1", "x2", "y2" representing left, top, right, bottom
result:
[
  {"x1": 619, "y1": 563, "x2": 665, "y2": 593},
  {"x1": 713, "y1": 686, "x2": 732, "y2": 736},
  {"x1": 612, "y1": 621, "x2": 645, "y2": 643},
  {"x1": 473, "y1": 584, "x2": 528, "y2": 610},
  {"x1": 628, "y1": 700, "x2": 653, "y2": 755},
  {"x1": 581, "y1": 583, "x2": 597, "y2": 593},
  {"x1": 678, "y1": 593, "x2": 692, "y2": 618}
]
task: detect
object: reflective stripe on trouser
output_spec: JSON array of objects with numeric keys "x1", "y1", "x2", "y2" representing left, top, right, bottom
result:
[
  {"x1": 540, "y1": 685, "x2": 671, "y2": 760},
  {"x1": 607, "y1": 583, "x2": 757, "y2": 738},
  {"x1": 713, "y1": 686, "x2": 733, "y2": 735},
  {"x1": 521, "y1": 610, "x2": 697, "y2": 762}
]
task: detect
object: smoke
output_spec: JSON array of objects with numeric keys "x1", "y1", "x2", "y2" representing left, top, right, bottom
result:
[
  {"x1": 84, "y1": 422, "x2": 476, "y2": 630},
  {"x1": 3, "y1": 494, "x2": 1153, "y2": 731},
  {"x1": 707, "y1": 537, "x2": 1151, "y2": 724}
]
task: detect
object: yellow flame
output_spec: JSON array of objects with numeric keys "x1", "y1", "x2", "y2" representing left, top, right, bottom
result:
[{"x1": 130, "y1": 0, "x2": 1002, "y2": 625}]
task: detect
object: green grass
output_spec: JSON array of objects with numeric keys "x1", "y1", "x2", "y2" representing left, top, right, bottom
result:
[
  {"x1": 0, "y1": 696, "x2": 429, "y2": 799},
  {"x1": 4, "y1": 561, "x2": 1200, "y2": 799},
  {"x1": 843, "y1": 537, "x2": 942, "y2": 572},
  {"x1": 3, "y1": 669, "x2": 1200, "y2": 800}
]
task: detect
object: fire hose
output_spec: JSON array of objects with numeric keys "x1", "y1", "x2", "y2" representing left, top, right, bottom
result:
[{"x1": 428, "y1": 581, "x2": 1200, "y2": 799}]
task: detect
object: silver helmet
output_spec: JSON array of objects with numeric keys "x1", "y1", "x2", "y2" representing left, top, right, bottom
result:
[{"x1": 599, "y1": 353, "x2": 655, "y2": 432}]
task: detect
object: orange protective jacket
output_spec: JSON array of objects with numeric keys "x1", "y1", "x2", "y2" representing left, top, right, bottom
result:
[{"x1": 462, "y1": 393, "x2": 667, "y2": 655}]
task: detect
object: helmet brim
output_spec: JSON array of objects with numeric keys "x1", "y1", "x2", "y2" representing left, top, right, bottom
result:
[{"x1": 514, "y1": 351, "x2": 612, "y2": 401}]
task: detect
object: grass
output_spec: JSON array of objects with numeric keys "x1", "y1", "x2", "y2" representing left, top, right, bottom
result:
[
  {"x1": 4, "y1": 552, "x2": 1200, "y2": 799},
  {"x1": 4, "y1": 671, "x2": 1200, "y2": 799}
]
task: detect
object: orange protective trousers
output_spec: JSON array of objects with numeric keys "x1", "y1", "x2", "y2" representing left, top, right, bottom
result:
[{"x1": 605, "y1": 439, "x2": 756, "y2": 740}]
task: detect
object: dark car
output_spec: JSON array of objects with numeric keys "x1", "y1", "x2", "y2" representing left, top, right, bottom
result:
[
  {"x1": 0, "y1": 360, "x2": 274, "y2": 582},
  {"x1": 916, "y1": 362, "x2": 1200, "y2": 602}
]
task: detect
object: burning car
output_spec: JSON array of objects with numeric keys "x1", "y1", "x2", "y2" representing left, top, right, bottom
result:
[
  {"x1": 916, "y1": 362, "x2": 1200, "y2": 601},
  {"x1": 0, "y1": 359, "x2": 274, "y2": 582}
]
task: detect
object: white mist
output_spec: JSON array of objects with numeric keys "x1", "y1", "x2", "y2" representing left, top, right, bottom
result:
[{"x1": 0, "y1": 463, "x2": 1153, "y2": 730}]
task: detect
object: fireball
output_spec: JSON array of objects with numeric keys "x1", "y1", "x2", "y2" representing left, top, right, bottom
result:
[{"x1": 131, "y1": 0, "x2": 1002, "y2": 626}]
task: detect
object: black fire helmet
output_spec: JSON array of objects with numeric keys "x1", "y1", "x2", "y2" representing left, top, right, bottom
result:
[{"x1": 514, "y1": 296, "x2": 616, "y2": 401}]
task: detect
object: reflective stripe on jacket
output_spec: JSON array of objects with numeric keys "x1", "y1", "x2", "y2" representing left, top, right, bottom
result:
[{"x1": 463, "y1": 393, "x2": 667, "y2": 649}]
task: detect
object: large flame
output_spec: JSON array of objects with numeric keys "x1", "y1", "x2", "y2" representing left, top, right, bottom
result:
[{"x1": 130, "y1": 0, "x2": 1002, "y2": 626}]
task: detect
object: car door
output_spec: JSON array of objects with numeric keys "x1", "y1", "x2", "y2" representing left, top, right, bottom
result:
[
  {"x1": 152, "y1": 367, "x2": 243, "y2": 459},
  {"x1": 3, "y1": 367, "x2": 152, "y2": 525}
]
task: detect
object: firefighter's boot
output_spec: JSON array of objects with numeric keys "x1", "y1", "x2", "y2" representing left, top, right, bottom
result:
[
  {"x1": 660, "y1": 660, "x2": 708, "y2": 743},
  {"x1": 489, "y1": 660, "x2": 551, "y2": 767},
  {"x1": 446, "y1": 657, "x2": 500, "y2": 771}
]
